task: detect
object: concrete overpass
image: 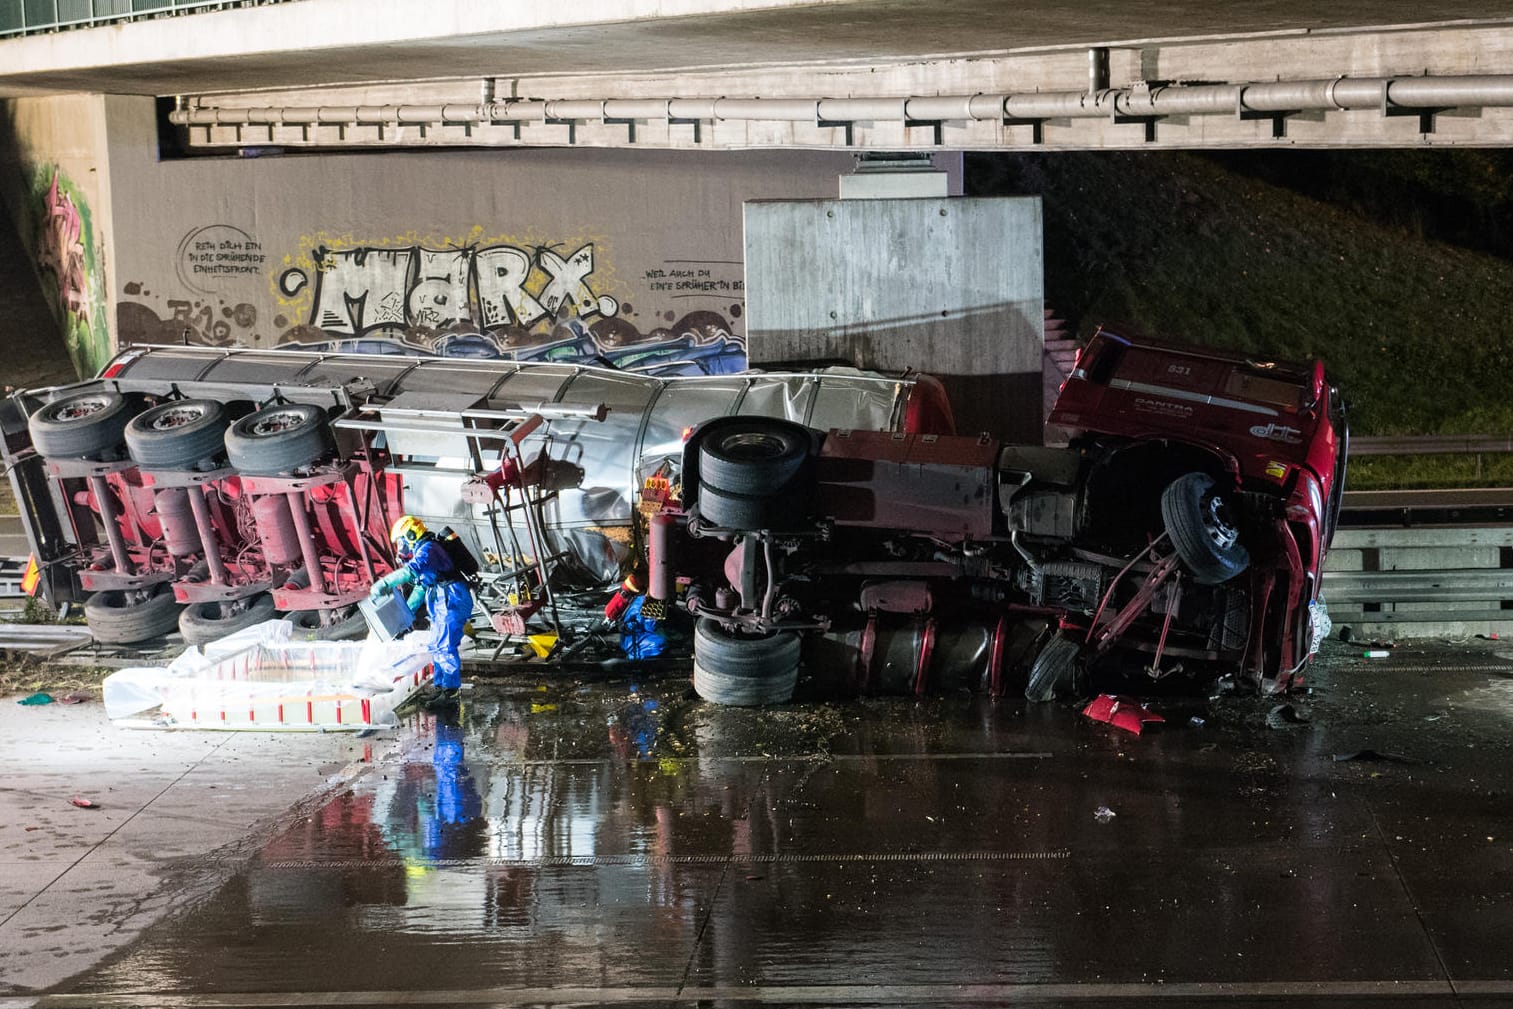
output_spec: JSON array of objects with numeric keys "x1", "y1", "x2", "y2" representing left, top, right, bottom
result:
[{"x1": 7, "y1": 1, "x2": 1513, "y2": 150}]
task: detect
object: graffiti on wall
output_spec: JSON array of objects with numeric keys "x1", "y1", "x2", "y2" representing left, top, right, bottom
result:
[
  {"x1": 279, "y1": 240, "x2": 618, "y2": 334},
  {"x1": 33, "y1": 169, "x2": 110, "y2": 377},
  {"x1": 117, "y1": 226, "x2": 749, "y2": 377}
]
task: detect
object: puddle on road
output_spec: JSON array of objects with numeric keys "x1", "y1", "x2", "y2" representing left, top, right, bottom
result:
[{"x1": 49, "y1": 650, "x2": 1513, "y2": 998}]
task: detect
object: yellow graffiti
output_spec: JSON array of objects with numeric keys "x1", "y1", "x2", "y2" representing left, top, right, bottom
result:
[{"x1": 270, "y1": 227, "x2": 624, "y2": 326}]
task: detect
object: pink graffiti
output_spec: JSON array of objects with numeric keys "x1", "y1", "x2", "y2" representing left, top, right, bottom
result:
[{"x1": 38, "y1": 172, "x2": 90, "y2": 327}]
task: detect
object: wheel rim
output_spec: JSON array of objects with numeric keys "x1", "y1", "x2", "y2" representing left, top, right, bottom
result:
[
  {"x1": 716, "y1": 431, "x2": 787, "y2": 461},
  {"x1": 250, "y1": 409, "x2": 309, "y2": 437},
  {"x1": 149, "y1": 404, "x2": 207, "y2": 430},
  {"x1": 1202, "y1": 493, "x2": 1241, "y2": 551},
  {"x1": 56, "y1": 396, "x2": 112, "y2": 422}
]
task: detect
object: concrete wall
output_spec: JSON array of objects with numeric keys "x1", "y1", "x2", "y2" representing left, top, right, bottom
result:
[
  {"x1": 745, "y1": 196, "x2": 1044, "y2": 441},
  {"x1": 0, "y1": 93, "x2": 114, "y2": 379},
  {"x1": 99, "y1": 97, "x2": 893, "y2": 376}
]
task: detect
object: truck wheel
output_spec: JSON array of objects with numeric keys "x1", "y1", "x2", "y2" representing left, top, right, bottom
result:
[
  {"x1": 697, "y1": 483, "x2": 781, "y2": 530},
  {"x1": 692, "y1": 618, "x2": 800, "y2": 705},
  {"x1": 225, "y1": 403, "x2": 332, "y2": 475},
  {"x1": 178, "y1": 592, "x2": 276, "y2": 645},
  {"x1": 84, "y1": 584, "x2": 182, "y2": 645},
  {"x1": 1024, "y1": 632, "x2": 1084, "y2": 702},
  {"x1": 1161, "y1": 472, "x2": 1250, "y2": 585},
  {"x1": 699, "y1": 419, "x2": 809, "y2": 495},
  {"x1": 288, "y1": 608, "x2": 368, "y2": 641},
  {"x1": 125, "y1": 399, "x2": 229, "y2": 470},
  {"x1": 28, "y1": 391, "x2": 135, "y2": 460}
]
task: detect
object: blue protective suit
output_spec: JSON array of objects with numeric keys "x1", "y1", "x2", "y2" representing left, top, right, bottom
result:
[
  {"x1": 375, "y1": 537, "x2": 473, "y2": 690},
  {"x1": 618, "y1": 594, "x2": 667, "y2": 660}
]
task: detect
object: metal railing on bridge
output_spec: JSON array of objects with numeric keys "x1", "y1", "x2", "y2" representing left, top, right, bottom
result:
[{"x1": 0, "y1": 0, "x2": 297, "y2": 39}]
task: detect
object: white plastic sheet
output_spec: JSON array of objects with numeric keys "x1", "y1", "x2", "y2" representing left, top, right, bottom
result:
[{"x1": 103, "y1": 619, "x2": 433, "y2": 731}]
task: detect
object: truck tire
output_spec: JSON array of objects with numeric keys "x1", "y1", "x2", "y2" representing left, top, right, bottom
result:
[
  {"x1": 28, "y1": 391, "x2": 135, "y2": 460},
  {"x1": 697, "y1": 483, "x2": 782, "y2": 531},
  {"x1": 692, "y1": 618, "x2": 800, "y2": 705},
  {"x1": 699, "y1": 419, "x2": 809, "y2": 495},
  {"x1": 225, "y1": 403, "x2": 332, "y2": 475},
  {"x1": 1024, "y1": 632, "x2": 1084, "y2": 702},
  {"x1": 1161, "y1": 472, "x2": 1250, "y2": 585},
  {"x1": 125, "y1": 399, "x2": 229, "y2": 470},
  {"x1": 288, "y1": 608, "x2": 368, "y2": 641},
  {"x1": 85, "y1": 584, "x2": 182, "y2": 645},
  {"x1": 178, "y1": 592, "x2": 277, "y2": 645}
]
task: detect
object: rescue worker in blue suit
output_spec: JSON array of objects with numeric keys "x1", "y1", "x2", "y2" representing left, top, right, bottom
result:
[{"x1": 370, "y1": 515, "x2": 473, "y2": 707}]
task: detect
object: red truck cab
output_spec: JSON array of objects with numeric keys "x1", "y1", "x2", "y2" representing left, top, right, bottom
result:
[{"x1": 1050, "y1": 326, "x2": 1347, "y2": 690}]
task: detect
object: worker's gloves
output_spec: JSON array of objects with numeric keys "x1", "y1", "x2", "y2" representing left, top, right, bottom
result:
[{"x1": 369, "y1": 573, "x2": 398, "y2": 599}]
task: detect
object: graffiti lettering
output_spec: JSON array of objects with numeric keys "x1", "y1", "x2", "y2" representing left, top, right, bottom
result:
[
  {"x1": 39, "y1": 174, "x2": 88, "y2": 325},
  {"x1": 281, "y1": 242, "x2": 616, "y2": 336},
  {"x1": 176, "y1": 225, "x2": 267, "y2": 294},
  {"x1": 475, "y1": 246, "x2": 545, "y2": 327}
]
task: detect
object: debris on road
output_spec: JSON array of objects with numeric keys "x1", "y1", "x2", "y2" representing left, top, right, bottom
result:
[
  {"x1": 70, "y1": 797, "x2": 98, "y2": 809},
  {"x1": 17, "y1": 691, "x2": 53, "y2": 705},
  {"x1": 1333, "y1": 749, "x2": 1414, "y2": 764},
  {"x1": 1093, "y1": 805, "x2": 1117, "y2": 823},
  {"x1": 1266, "y1": 703, "x2": 1310, "y2": 729},
  {"x1": 101, "y1": 619, "x2": 433, "y2": 731},
  {"x1": 1082, "y1": 694, "x2": 1165, "y2": 735}
]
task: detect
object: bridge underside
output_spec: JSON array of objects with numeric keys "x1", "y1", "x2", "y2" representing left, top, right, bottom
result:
[{"x1": 8, "y1": 1, "x2": 1513, "y2": 151}]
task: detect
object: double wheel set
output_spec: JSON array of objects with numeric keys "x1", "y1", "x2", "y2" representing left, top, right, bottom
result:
[
  {"x1": 688, "y1": 418, "x2": 817, "y2": 706},
  {"x1": 28, "y1": 390, "x2": 351, "y2": 647}
]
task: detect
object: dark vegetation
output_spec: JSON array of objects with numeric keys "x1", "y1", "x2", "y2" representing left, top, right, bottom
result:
[{"x1": 968, "y1": 150, "x2": 1513, "y2": 487}]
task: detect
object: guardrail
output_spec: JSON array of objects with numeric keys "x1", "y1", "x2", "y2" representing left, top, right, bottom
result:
[
  {"x1": 1350, "y1": 435, "x2": 1513, "y2": 455},
  {"x1": 0, "y1": 0, "x2": 298, "y2": 39},
  {"x1": 1324, "y1": 525, "x2": 1513, "y2": 639}
]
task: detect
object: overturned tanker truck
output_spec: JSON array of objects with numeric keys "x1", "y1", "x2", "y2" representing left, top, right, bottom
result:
[{"x1": 1, "y1": 326, "x2": 1345, "y2": 703}]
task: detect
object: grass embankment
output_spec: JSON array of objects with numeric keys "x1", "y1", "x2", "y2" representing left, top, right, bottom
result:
[{"x1": 970, "y1": 152, "x2": 1513, "y2": 489}]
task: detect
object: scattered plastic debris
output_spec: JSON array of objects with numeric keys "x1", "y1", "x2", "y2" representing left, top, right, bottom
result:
[
  {"x1": 17, "y1": 692, "x2": 53, "y2": 706},
  {"x1": 1082, "y1": 694, "x2": 1165, "y2": 735},
  {"x1": 1362, "y1": 650, "x2": 1391, "y2": 659},
  {"x1": 58, "y1": 692, "x2": 90, "y2": 705},
  {"x1": 1266, "y1": 703, "x2": 1309, "y2": 729},
  {"x1": 1189, "y1": 715, "x2": 1206, "y2": 728},
  {"x1": 1477, "y1": 633, "x2": 1501, "y2": 641},
  {"x1": 69, "y1": 797, "x2": 98, "y2": 809},
  {"x1": 1333, "y1": 749, "x2": 1414, "y2": 764},
  {"x1": 522, "y1": 633, "x2": 559, "y2": 659},
  {"x1": 1093, "y1": 805, "x2": 1117, "y2": 823}
]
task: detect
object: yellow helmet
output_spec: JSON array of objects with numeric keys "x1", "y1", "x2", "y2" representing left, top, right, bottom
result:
[{"x1": 390, "y1": 514, "x2": 427, "y2": 554}]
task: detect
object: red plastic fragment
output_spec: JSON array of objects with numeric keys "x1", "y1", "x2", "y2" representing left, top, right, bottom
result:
[
  {"x1": 1082, "y1": 694, "x2": 1165, "y2": 735},
  {"x1": 70, "y1": 797, "x2": 98, "y2": 809}
]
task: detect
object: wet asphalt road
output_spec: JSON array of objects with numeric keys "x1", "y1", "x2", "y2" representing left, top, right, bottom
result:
[{"x1": 22, "y1": 639, "x2": 1513, "y2": 1008}]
